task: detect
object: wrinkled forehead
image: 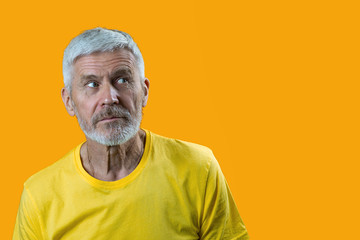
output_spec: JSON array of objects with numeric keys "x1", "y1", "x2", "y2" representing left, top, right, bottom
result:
[{"x1": 72, "y1": 49, "x2": 138, "y2": 76}]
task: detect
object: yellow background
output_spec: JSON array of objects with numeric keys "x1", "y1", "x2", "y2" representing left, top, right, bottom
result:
[{"x1": 1, "y1": 0, "x2": 359, "y2": 239}]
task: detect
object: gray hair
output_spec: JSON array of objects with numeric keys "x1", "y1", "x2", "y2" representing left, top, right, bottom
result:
[{"x1": 62, "y1": 27, "x2": 145, "y2": 90}]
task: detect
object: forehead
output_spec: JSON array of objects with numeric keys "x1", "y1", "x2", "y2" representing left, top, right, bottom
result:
[{"x1": 72, "y1": 49, "x2": 137, "y2": 76}]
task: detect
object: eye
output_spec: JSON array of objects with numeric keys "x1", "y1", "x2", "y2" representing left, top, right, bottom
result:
[
  {"x1": 86, "y1": 81, "x2": 99, "y2": 88},
  {"x1": 116, "y1": 78, "x2": 127, "y2": 84}
]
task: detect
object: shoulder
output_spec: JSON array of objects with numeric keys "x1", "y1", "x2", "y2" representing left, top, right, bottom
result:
[
  {"x1": 149, "y1": 131, "x2": 217, "y2": 172},
  {"x1": 23, "y1": 145, "x2": 80, "y2": 197},
  {"x1": 150, "y1": 131, "x2": 214, "y2": 156}
]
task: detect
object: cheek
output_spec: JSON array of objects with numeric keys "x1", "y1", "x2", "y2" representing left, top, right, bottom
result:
[
  {"x1": 75, "y1": 99, "x2": 97, "y2": 120},
  {"x1": 117, "y1": 86, "x2": 140, "y2": 112},
  {"x1": 120, "y1": 93, "x2": 137, "y2": 113}
]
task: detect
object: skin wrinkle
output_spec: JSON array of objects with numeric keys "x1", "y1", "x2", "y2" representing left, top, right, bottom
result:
[
  {"x1": 107, "y1": 150, "x2": 111, "y2": 174},
  {"x1": 74, "y1": 55, "x2": 136, "y2": 80},
  {"x1": 70, "y1": 50, "x2": 142, "y2": 144},
  {"x1": 62, "y1": 49, "x2": 149, "y2": 181}
]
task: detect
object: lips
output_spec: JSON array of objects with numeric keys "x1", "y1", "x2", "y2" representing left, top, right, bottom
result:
[{"x1": 99, "y1": 116, "x2": 123, "y2": 122}]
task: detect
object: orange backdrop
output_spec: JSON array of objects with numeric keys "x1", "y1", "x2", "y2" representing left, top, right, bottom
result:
[{"x1": 1, "y1": 0, "x2": 359, "y2": 239}]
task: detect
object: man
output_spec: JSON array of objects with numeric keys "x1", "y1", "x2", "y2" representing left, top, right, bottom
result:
[{"x1": 13, "y1": 28, "x2": 249, "y2": 240}]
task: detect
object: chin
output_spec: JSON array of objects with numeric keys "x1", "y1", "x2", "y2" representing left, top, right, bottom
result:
[{"x1": 87, "y1": 124, "x2": 140, "y2": 146}]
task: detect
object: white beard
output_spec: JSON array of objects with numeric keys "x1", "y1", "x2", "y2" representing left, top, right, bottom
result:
[{"x1": 73, "y1": 101, "x2": 143, "y2": 146}]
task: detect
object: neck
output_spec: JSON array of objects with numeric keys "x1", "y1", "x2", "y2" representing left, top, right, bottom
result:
[{"x1": 80, "y1": 129, "x2": 146, "y2": 181}]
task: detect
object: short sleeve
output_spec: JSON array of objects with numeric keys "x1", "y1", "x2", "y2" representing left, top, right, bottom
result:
[
  {"x1": 199, "y1": 156, "x2": 249, "y2": 240},
  {"x1": 13, "y1": 187, "x2": 44, "y2": 240}
]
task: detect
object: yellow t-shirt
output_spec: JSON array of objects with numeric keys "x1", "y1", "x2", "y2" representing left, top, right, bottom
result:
[{"x1": 13, "y1": 130, "x2": 249, "y2": 240}]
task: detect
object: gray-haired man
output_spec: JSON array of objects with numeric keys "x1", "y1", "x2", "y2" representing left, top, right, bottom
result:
[{"x1": 13, "y1": 28, "x2": 249, "y2": 240}]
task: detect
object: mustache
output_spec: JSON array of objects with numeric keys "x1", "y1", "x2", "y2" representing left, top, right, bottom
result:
[{"x1": 91, "y1": 106, "x2": 131, "y2": 125}]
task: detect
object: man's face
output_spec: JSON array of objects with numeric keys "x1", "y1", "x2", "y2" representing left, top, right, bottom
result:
[{"x1": 62, "y1": 49, "x2": 149, "y2": 146}]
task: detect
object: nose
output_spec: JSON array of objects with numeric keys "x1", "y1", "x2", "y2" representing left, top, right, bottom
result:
[{"x1": 100, "y1": 83, "x2": 119, "y2": 106}]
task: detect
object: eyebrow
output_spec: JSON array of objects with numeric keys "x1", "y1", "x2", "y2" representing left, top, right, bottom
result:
[
  {"x1": 110, "y1": 68, "x2": 133, "y2": 79},
  {"x1": 78, "y1": 75, "x2": 100, "y2": 86},
  {"x1": 78, "y1": 68, "x2": 133, "y2": 84},
  {"x1": 80, "y1": 74, "x2": 99, "y2": 81}
]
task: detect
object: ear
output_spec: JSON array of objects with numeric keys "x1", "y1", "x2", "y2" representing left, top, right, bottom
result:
[
  {"x1": 142, "y1": 78, "x2": 150, "y2": 107},
  {"x1": 61, "y1": 87, "x2": 75, "y2": 116}
]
